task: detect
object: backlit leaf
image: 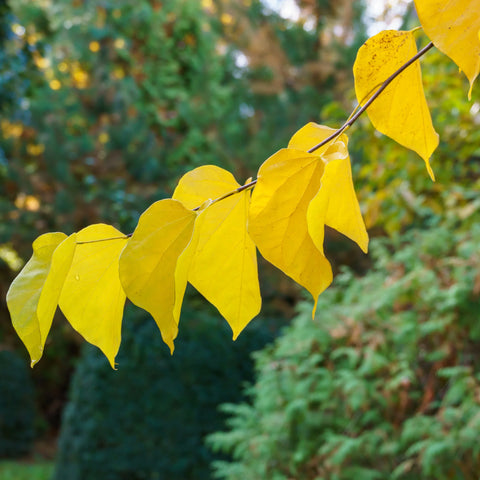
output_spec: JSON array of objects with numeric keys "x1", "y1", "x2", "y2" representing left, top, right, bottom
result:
[
  {"x1": 173, "y1": 165, "x2": 261, "y2": 339},
  {"x1": 288, "y1": 123, "x2": 368, "y2": 253},
  {"x1": 414, "y1": 0, "x2": 480, "y2": 98},
  {"x1": 249, "y1": 148, "x2": 332, "y2": 312},
  {"x1": 59, "y1": 224, "x2": 127, "y2": 368},
  {"x1": 308, "y1": 156, "x2": 369, "y2": 255},
  {"x1": 7, "y1": 233, "x2": 76, "y2": 367},
  {"x1": 119, "y1": 200, "x2": 196, "y2": 353},
  {"x1": 171, "y1": 208, "x2": 207, "y2": 326},
  {"x1": 353, "y1": 30, "x2": 439, "y2": 180},
  {"x1": 288, "y1": 122, "x2": 343, "y2": 155}
]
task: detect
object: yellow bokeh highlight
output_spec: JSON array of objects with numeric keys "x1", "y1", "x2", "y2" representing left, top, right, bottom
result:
[
  {"x1": 113, "y1": 67, "x2": 125, "y2": 79},
  {"x1": 202, "y1": 0, "x2": 215, "y2": 10},
  {"x1": 0, "y1": 244, "x2": 24, "y2": 272},
  {"x1": 11, "y1": 23, "x2": 25, "y2": 37},
  {"x1": 221, "y1": 13, "x2": 234, "y2": 25},
  {"x1": 35, "y1": 56, "x2": 51, "y2": 69},
  {"x1": 26, "y1": 33, "x2": 39, "y2": 45},
  {"x1": 114, "y1": 38, "x2": 126, "y2": 49},
  {"x1": 1, "y1": 121, "x2": 24, "y2": 139},
  {"x1": 184, "y1": 34, "x2": 196, "y2": 46},
  {"x1": 49, "y1": 79, "x2": 61, "y2": 90},
  {"x1": 89, "y1": 41, "x2": 100, "y2": 52},
  {"x1": 15, "y1": 193, "x2": 41, "y2": 212},
  {"x1": 26, "y1": 144, "x2": 45, "y2": 156},
  {"x1": 113, "y1": 9, "x2": 122, "y2": 19},
  {"x1": 58, "y1": 62, "x2": 68, "y2": 73},
  {"x1": 98, "y1": 132, "x2": 110, "y2": 144},
  {"x1": 72, "y1": 67, "x2": 89, "y2": 89}
]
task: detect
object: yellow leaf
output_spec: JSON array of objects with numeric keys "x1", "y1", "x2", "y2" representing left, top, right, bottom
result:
[
  {"x1": 309, "y1": 160, "x2": 369, "y2": 255},
  {"x1": 353, "y1": 30, "x2": 439, "y2": 180},
  {"x1": 171, "y1": 212, "x2": 205, "y2": 327},
  {"x1": 37, "y1": 234, "x2": 77, "y2": 349},
  {"x1": 59, "y1": 224, "x2": 127, "y2": 368},
  {"x1": 173, "y1": 165, "x2": 261, "y2": 339},
  {"x1": 249, "y1": 149, "x2": 332, "y2": 312},
  {"x1": 289, "y1": 123, "x2": 368, "y2": 254},
  {"x1": 414, "y1": 0, "x2": 480, "y2": 99},
  {"x1": 7, "y1": 233, "x2": 76, "y2": 366},
  {"x1": 288, "y1": 122, "x2": 345, "y2": 154},
  {"x1": 119, "y1": 200, "x2": 196, "y2": 353}
]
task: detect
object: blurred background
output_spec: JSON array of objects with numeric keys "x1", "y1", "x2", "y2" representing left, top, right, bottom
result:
[{"x1": 1, "y1": 0, "x2": 479, "y2": 478}]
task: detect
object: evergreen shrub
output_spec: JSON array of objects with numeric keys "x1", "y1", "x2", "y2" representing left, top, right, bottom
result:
[
  {"x1": 53, "y1": 305, "x2": 275, "y2": 480},
  {"x1": 208, "y1": 221, "x2": 480, "y2": 480},
  {"x1": 0, "y1": 350, "x2": 35, "y2": 458}
]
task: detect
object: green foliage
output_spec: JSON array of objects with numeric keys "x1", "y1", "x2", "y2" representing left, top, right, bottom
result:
[
  {"x1": 3, "y1": 0, "x2": 240, "y2": 240},
  {"x1": 53, "y1": 306, "x2": 276, "y2": 480},
  {"x1": 0, "y1": 350, "x2": 35, "y2": 458},
  {"x1": 208, "y1": 217, "x2": 480, "y2": 480},
  {"x1": 0, "y1": 461, "x2": 53, "y2": 480}
]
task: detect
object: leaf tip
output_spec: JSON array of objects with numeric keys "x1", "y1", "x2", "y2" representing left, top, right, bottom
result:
[
  {"x1": 107, "y1": 356, "x2": 117, "y2": 370},
  {"x1": 361, "y1": 240, "x2": 369, "y2": 255},
  {"x1": 356, "y1": 232, "x2": 369, "y2": 254},
  {"x1": 311, "y1": 297, "x2": 318, "y2": 320},
  {"x1": 426, "y1": 161, "x2": 436, "y2": 182},
  {"x1": 468, "y1": 81, "x2": 474, "y2": 101}
]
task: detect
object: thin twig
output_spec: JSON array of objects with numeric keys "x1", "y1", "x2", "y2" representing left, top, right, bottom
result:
[
  {"x1": 307, "y1": 41, "x2": 434, "y2": 153},
  {"x1": 192, "y1": 179, "x2": 258, "y2": 211},
  {"x1": 77, "y1": 40, "x2": 435, "y2": 245},
  {"x1": 76, "y1": 234, "x2": 132, "y2": 245}
]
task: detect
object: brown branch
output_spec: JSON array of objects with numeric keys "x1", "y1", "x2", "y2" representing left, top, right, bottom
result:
[
  {"x1": 191, "y1": 41, "x2": 435, "y2": 209},
  {"x1": 77, "y1": 40, "x2": 435, "y2": 245},
  {"x1": 76, "y1": 234, "x2": 132, "y2": 245},
  {"x1": 307, "y1": 41, "x2": 434, "y2": 153}
]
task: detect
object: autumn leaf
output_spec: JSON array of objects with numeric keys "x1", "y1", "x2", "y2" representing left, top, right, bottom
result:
[
  {"x1": 119, "y1": 200, "x2": 196, "y2": 353},
  {"x1": 414, "y1": 0, "x2": 480, "y2": 99},
  {"x1": 288, "y1": 122, "x2": 342, "y2": 155},
  {"x1": 7, "y1": 233, "x2": 76, "y2": 367},
  {"x1": 249, "y1": 148, "x2": 332, "y2": 313},
  {"x1": 288, "y1": 123, "x2": 368, "y2": 254},
  {"x1": 353, "y1": 30, "x2": 439, "y2": 180},
  {"x1": 173, "y1": 165, "x2": 261, "y2": 339},
  {"x1": 59, "y1": 224, "x2": 127, "y2": 368}
]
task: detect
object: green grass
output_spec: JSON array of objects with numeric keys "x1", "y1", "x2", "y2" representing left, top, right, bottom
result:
[{"x1": 0, "y1": 461, "x2": 53, "y2": 480}]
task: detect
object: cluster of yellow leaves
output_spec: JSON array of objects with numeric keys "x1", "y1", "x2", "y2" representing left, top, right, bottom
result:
[
  {"x1": 6, "y1": 0, "x2": 480, "y2": 367},
  {"x1": 7, "y1": 123, "x2": 367, "y2": 368}
]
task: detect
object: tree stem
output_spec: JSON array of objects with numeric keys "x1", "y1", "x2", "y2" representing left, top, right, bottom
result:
[
  {"x1": 77, "y1": 40, "x2": 435, "y2": 244},
  {"x1": 307, "y1": 41, "x2": 434, "y2": 153}
]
